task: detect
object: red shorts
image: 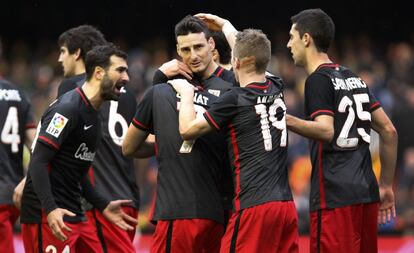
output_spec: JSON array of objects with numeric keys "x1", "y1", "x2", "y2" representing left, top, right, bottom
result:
[
  {"x1": 220, "y1": 201, "x2": 299, "y2": 253},
  {"x1": 0, "y1": 204, "x2": 20, "y2": 253},
  {"x1": 22, "y1": 215, "x2": 104, "y2": 253},
  {"x1": 310, "y1": 202, "x2": 379, "y2": 253},
  {"x1": 151, "y1": 218, "x2": 224, "y2": 253},
  {"x1": 86, "y1": 206, "x2": 138, "y2": 253}
]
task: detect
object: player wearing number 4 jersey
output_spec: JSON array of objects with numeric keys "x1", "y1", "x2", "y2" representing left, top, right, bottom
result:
[
  {"x1": 286, "y1": 9, "x2": 397, "y2": 253},
  {"x1": 0, "y1": 79, "x2": 36, "y2": 253},
  {"x1": 171, "y1": 29, "x2": 298, "y2": 253}
]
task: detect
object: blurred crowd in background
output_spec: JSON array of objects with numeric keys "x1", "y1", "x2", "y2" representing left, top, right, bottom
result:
[{"x1": 1, "y1": 29, "x2": 414, "y2": 236}]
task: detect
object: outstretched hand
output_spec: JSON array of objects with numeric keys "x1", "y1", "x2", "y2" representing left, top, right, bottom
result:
[
  {"x1": 194, "y1": 13, "x2": 228, "y2": 31},
  {"x1": 47, "y1": 208, "x2": 76, "y2": 241},
  {"x1": 378, "y1": 186, "x2": 396, "y2": 224},
  {"x1": 103, "y1": 200, "x2": 138, "y2": 231}
]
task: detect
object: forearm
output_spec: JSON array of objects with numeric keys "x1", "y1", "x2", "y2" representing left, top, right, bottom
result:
[
  {"x1": 81, "y1": 175, "x2": 109, "y2": 211},
  {"x1": 30, "y1": 143, "x2": 58, "y2": 214},
  {"x1": 378, "y1": 129, "x2": 398, "y2": 187},
  {"x1": 286, "y1": 114, "x2": 333, "y2": 142},
  {"x1": 222, "y1": 20, "x2": 238, "y2": 50},
  {"x1": 178, "y1": 90, "x2": 198, "y2": 139}
]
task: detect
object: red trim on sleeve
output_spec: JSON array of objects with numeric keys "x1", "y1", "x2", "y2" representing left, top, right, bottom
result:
[
  {"x1": 132, "y1": 118, "x2": 149, "y2": 130},
  {"x1": 369, "y1": 102, "x2": 380, "y2": 110},
  {"x1": 310, "y1": 109, "x2": 334, "y2": 119},
  {"x1": 229, "y1": 124, "x2": 241, "y2": 211},
  {"x1": 25, "y1": 123, "x2": 37, "y2": 129},
  {"x1": 216, "y1": 67, "x2": 224, "y2": 77},
  {"x1": 38, "y1": 136, "x2": 60, "y2": 150},
  {"x1": 204, "y1": 111, "x2": 220, "y2": 130},
  {"x1": 318, "y1": 142, "x2": 326, "y2": 209}
]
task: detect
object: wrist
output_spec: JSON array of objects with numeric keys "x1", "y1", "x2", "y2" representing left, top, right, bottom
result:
[{"x1": 222, "y1": 21, "x2": 237, "y2": 37}]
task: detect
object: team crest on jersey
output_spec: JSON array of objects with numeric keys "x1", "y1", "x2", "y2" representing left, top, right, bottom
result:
[
  {"x1": 46, "y1": 113, "x2": 69, "y2": 137},
  {"x1": 208, "y1": 89, "x2": 221, "y2": 97}
]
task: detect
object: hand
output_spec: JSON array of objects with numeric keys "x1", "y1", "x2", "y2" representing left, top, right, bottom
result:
[
  {"x1": 102, "y1": 200, "x2": 138, "y2": 231},
  {"x1": 159, "y1": 59, "x2": 192, "y2": 80},
  {"x1": 194, "y1": 13, "x2": 229, "y2": 31},
  {"x1": 378, "y1": 186, "x2": 396, "y2": 224},
  {"x1": 168, "y1": 79, "x2": 195, "y2": 95},
  {"x1": 13, "y1": 177, "x2": 26, "y2": 210},
  {"x1": 47, "y1": 208, "x2": 76, "y2": 241}
]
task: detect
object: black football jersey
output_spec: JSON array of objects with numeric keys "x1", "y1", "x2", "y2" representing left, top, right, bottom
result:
[
  {"x1": 304, "y1": 63, "x2": 381, "y2": 211},
  {"x1": 0, "y1": 79, "x2": 36, "y2": 204},
  {"x1": 203, "y1": 76, "x2": 293, "y2": 212},
  {"x1": 21, "y1": 87, "x2": 102, "y2": 223},
  {"x1": 57, "y1": 76, "x2": 139, "y2": 208},
  {"x1": 133, "y1": 76, "x2": 233, "y2": 223}
]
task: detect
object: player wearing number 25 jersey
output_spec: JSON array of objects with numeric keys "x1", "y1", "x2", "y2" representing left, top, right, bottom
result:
[
  {"x1": 172, "y1": 29, "x2": 298, "y2": 253},
  {"x1": 0, "y1": 79, "x2": 36, "y2": 253},
  {"x1": 287, "y1": 9, "x2": 397, "y2": 253}
]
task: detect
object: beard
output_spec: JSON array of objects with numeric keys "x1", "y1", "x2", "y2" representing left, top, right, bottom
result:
[{"x1": 100, "y1": 75, "x2": 120, "y2": 101}]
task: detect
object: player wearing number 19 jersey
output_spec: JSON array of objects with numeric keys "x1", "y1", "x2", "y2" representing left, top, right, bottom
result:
[
  {"x1": 172, "y1": 29, "x2": 298, "y2": 253},
  {"x1": 287, "y1": 9, "x2": 397, "y2": 253},
  {"x1": 0, "y1": 79, "x2": 36, "y2": 253}
]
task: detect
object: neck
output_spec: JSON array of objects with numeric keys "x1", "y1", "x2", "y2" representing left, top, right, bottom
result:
[
  {"x1": 81, "y1": 80, "x2": 103, "y2": 109},
  {"x1": 201, "y1": 61, "x2": 219, "y2": 80},
  {"x1": 238, "y1": 71, "x2": 266, "y2": 87},
  {"x1": 305, "y1": 50, "x2": 332, "y2": 74},
  {"x1": 73, "y1": 62, "x2": 86, "y2": 76}
]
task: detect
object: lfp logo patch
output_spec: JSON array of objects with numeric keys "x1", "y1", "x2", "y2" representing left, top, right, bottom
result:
[{"x1": 46, "y1": 113, "x2": 69, "y2": 138}]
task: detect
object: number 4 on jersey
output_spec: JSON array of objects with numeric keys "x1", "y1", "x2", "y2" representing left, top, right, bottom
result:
[{"x1": 1, "y1": 106, "x2": 21, "y2": 153}]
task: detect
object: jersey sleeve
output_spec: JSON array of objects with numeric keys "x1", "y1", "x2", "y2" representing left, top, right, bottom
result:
[
  {"x1": 20, "y1": 91, "x2": 37, "y2": 129},
  {"x1": 304, "y1": 73, "x2": 335, "y2": 120},
  {"x1": 132, "y1": 87, "x2": 154, "y2": 132},
  {"x1": 367, "y1": 87, "x2": 381, "y2": 112},
  {"x1": 36, "y1": 103, "x2": 78, "y2": 151},
  {"x1": 204, "y1": 90, "x2": 238, "y2": 130}
]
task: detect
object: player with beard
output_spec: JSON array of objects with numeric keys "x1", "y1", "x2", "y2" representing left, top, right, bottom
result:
[
  {"x1": 123, "y1": 15, "x2": 235, "y2": 253},
  {"x1": 286, "y1": 9, "x2": 397, "y2": 253},
  {"x1": 14, "y1": 25, "x2": 145, "y2": 253},
  {"x1": 20, "y1": 44, "x2": 138, "y2": 253},
  {"x1": 171, "y1": 28, "x2": 298, "y2": 253}
]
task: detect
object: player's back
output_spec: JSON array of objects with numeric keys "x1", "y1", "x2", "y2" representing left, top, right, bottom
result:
[
  {"x1": 0, "y1": 79, "x2": 35, "y2": 204},
  {"x1": 305, "y1": 63, "x2": 380, "y2": 211},
  {"x1": 208, "y1": 76, "x2": 292, "y2": 211}
]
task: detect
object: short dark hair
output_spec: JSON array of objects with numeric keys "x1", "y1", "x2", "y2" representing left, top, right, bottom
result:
[
  {"x1": 211, "y1": 31, "x2": 231, "y2": 65},
  {"x1": 174, "y1": 15, "x2": 211, "y2": 40},
  {"x1": 234, "y1": 29, "x2": 271, "y2": 73},
  {"x1": 290, "y1": 8, "x2": 335, "y2": 53},
  {"x1": 58, "y1": 25, "x2": 107, "y2": 62},
  {"x1": 85, "y1": 43, "x2": 127, "y2": 81}
]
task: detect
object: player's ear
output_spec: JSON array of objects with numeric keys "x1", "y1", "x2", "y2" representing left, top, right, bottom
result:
[
  {"x1": 176, "y1": 44, "x2": 182, "y2": 57},
  {"x1": 302, "y1": 33, "x2": 311, "y2": 47},
  {"x1": 208, "y1": 37, "x2": 215, "y2": 52},
  {"x1": 94, "y1": 66, "x2": 105, "y2": 80},
  {"x1": 234, "y1": 57, "x2": 241, "y2": 69},
  {"x1": 74, "y1": 48, "x2": 82, "y2": 61}
]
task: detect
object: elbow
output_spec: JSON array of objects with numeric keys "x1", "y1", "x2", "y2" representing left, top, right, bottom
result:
[
  {"x1": 383, "y1": 124, "x2": 398, "y2": 142},
  {"x1": 322, "y1": 127, "x2": 334, "y2": 143},
  {"x1": 121, "y1": 143, "x2": 133, "y2": 158},
  {"x1": 180, "y1": 130, "x2": 194, "y2": 141}
]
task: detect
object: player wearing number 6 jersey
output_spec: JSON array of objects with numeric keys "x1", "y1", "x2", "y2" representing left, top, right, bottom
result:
[
  {"x1": 171, "y1": 29, "x2": 298, "y2": 253},
  {"x1": 286, "y1": 9, "x2": 397, "y2": 253}
]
